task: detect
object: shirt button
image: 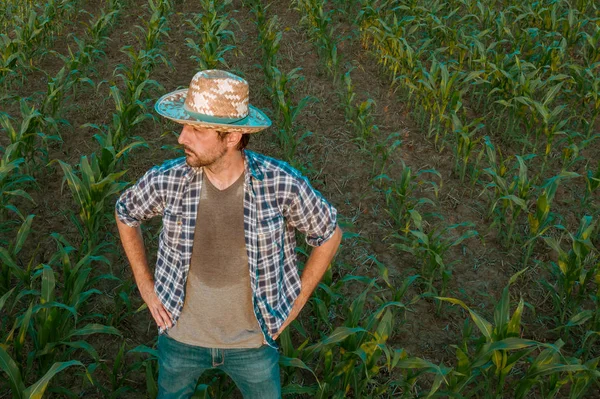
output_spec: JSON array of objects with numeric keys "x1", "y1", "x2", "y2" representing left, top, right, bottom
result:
[{"x1": 177, "y1": 220, "x2": 182, "y2": 225}]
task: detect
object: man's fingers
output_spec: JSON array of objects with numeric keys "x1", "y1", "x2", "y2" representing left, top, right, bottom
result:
[
  {"x1": 149, "y1": 302, "x2": 171, "y2": 329},
  {"x1": 157, "y1": 306, "x2": 173, "y2": 328}
]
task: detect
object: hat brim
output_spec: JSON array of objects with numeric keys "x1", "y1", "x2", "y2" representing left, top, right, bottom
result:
[{"x1": 155, "y1": 89, "x2": 272, "y2": 134}]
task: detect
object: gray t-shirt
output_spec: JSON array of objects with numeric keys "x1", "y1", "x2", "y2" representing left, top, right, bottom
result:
[{"x1": 168, "y1": 170, "x2": 264, "y2": 348}]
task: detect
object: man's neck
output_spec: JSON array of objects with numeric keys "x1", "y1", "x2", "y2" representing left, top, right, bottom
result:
[{"x1": 203, "y1": 150, "x2": 245, "y2": 190}]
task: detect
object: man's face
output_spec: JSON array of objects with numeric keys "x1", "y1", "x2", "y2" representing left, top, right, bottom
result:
[{"x1": 177, "y1": 125, "x2": 228, "y2": 168}]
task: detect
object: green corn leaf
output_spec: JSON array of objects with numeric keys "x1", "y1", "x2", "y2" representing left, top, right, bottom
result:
[
  {"x1": 41, "y1": 265, "x2": 55, "y2": 304},
  {"x1": 307, "y1": 327, "x2": 368, "y2": 353},
  {"x1": 436, "y1": 297, "x2": 493, "y2": 340},
  {"x1": 146, "y1": 361, "x2": 158, "y2": 399},
  {"x1": 508, "y1": 268, "x2": 529, "y2": 285},
  {"x1": 507, "y1": 298, "x2": 525, "y2": 335},
  {"x1": 128, "y1": 345, "x2": 158, "y2": 358},
  {"x1": 33, "y1": 302, "x2": 76, "y2": 319},
  {"x1": 0, "y1": 287, "x2": 16, "y2": 313},
  {"x1": 14, "y1": 214, "x2": 35, "y2": 255},
  {"x1": 66, "y1": 323, "x2": 121, "y2": 338},
  {"x1": 4, "y1": 190, "x2": 36, "y2": 205},
  {"x1": 481, "y1": 338, "x2": 539, "y2": 356},
  {"x1": 61, "y1": 341, "x2": 100, "y2": 362},
  {"x1": 494, "y1": 286, "x2": 511, "y2": 331},
  {"x1": 0, "y1": 345, "x2": 25, "y2": 397},
  {"x1": 279, "y1": 355, "x2": 315, "y2": 374},
  {"x1": 16, "y1": 303, "x2": 33, "y2": 358},
  {"x1": 564, "y1": 310, "x2": 594, "y2": 328},
  {"x1": 394, "y1": 357, "x2": 439, "y2": 372},
  {"x1": 375, "y1": 309, "x2": 394, "y2": 341},
  {"x1": 23, "y1": 360, "x2": 83, "y2": 399}
]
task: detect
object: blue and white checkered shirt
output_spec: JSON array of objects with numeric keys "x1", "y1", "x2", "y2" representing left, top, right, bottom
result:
[{"x1": 115, "y1": 149, "x2": 338, "y2": 348}]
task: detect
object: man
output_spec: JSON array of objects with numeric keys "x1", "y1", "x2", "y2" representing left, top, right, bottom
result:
[{"x1": 114, "y1": 70, "x2": 342, "y2": 399}]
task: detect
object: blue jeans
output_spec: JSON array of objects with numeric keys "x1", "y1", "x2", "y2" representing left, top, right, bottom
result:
[{"x1": 157, "y1": 334, "x2": 281, "y2": 399}]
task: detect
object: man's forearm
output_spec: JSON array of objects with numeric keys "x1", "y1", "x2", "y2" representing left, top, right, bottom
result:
[
  {"x1": 274, "y1": 225, "x2": 343, "y2": 337},
  {"x1": 115, "y1": 211, "x2": 154, "y2": 291},
  {"x1": 115, "y1": 211, "x2": 173, "y2": 328}
]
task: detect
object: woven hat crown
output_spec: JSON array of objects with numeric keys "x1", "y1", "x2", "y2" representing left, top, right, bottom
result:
[{"x1": 183, "y1": 70, "x2": 250, "y2": 124}]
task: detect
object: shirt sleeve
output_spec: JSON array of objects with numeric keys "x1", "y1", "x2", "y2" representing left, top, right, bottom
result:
[
  {"x1": 285, "y1": 174, "x2": 338, "y2": 247},
  {"x1": 115, "y1": 166, "x2": 164, "y2": 227}
]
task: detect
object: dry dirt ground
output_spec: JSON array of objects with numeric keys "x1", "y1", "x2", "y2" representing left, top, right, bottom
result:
[{"x1": 1, "y1": 0, "x2": 599, "y2": 397}]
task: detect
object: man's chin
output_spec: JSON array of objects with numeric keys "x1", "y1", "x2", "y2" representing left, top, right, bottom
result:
[{"x1": 185, "y1": 155, "x2": 212, "y2": 168}]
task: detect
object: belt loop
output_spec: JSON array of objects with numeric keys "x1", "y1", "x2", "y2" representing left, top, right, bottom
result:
[{"x1": 212, "y1": 348, "x2": 225, "y2": 367}]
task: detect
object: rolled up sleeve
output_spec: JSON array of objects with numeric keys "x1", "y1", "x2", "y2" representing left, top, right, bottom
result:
[
  {"x1": 115, "y1": 166, "x2": 164, "y2": 227},
  {"x1": 286, "y1": 175, "x2": 338, "y2": 247}
]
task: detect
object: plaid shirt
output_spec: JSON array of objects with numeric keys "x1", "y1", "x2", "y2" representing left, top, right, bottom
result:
[{"x1": 115, "y1": 149, "x2": 338, "y2": 348}]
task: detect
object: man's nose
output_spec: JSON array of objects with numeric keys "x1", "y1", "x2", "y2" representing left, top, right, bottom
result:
[{"x1": 178, "y1": 126, "x2": 190, "y2": 145}]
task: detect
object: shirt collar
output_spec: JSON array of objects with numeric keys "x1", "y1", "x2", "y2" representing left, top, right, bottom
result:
[{"x1": 182, "y1": 149, "x2": 264, "y2": 182}]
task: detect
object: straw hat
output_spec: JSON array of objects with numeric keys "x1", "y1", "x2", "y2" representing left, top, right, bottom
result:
[{"x1": 155, "y1": 70, "x2": 271, "y2": 134}]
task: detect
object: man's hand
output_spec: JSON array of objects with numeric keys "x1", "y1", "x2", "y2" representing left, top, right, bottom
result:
[{"x1": 139, "y1": 279, "x2": 173, "y2": 330}]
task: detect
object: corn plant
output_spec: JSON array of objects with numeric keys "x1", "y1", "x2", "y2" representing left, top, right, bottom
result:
[
  {"x1": 293, "y1": 0, "x2": 340, "y2": 81},
  {"x1": 106, "y1": 278, "x2": 146, "y2": 327},
  {"x1": 394, "y1": 210, "x2": 479, "y2": 306},
  {"x1": 269, "y1": 66, "x2": 316, "y2": 162},
  {"x1": 371, "y1": 131, "x2": 402, "y2": 180},
  {"x1": 87, "y1": 124, "x2": 148, "y2": 176},
  {"x1": 378, "y1": 161, "x2": 441, "y2": 236},
  {"x1": 127, "y1": 345, "x2": 159, "y2": 399},
  {"x1": 40, "y1": 66, "x2": 94, "y2": 135},
  {"x1": 10, "y1": 8, "x2": 51, "y2": 69},
  {"x1": 406, "y1": 59, "x2": 483, "y2": 150},
  {"x1": 438, "y1": 269, "x2": 544, "y2": 397},
  {"x1": 55, "y1": 153, "x2": 129, "y2": 253},
  {"x1": 282, "y1": 277, "x2": 423, "y2": 397},
  {"x1": 478, "y1": 136, "x2": 523, "y2": 240},
  {"x1": 104, "y1": 82, "x2": 157, "y2": 152},
  {"x1": 27, "y1": 264, "x2": 120, "y2": 376},
  {"x1": 0, "y1": 33, "x2": 24, "y2": 85},
  {"x1": 339, "y1": 68, "x2": 356, "y2": 121},
  {"x1": 451, "y1": 112, "x2": 485, "y2": 183},
  {"x1": 0, "y1": 143, "x2": 36, "y2": 227},
  {"x1": 514, "y1": 340, "x2": 600, "y2": 399},
  {"x1": 0, "y1": 99, "x2": 48, "y2": 165},
  {"x1": 255, "y1": 12, "x2": 282, "y2": 89},
  {"x1": 53, "y1": 6, "x2": 123, "y2": 75},
  {"x1": 0, "y1": 347, "x2": 84, "y2": 399},
  {"x1": 84, "y1": 8, "x2": 121, "y2": 51},
  {"x1": 486, "y1": 154, "x2": 537, "y2": 247},
  {"x1": 541, "y1": 215, "x2": 598, "y2": 326},
  {"x1": 133, "y1": 0, "x2": 171, "y2": 53},
  {"x1": 185, "y1": 0, "x2": 238, "y2": 70},
  {"x1": 579, "y1": 24, "x2": 600, "y2": 66},
  {"x1": 582, "y1": 160, "x2": 599, "y2": 208},
  {"x1": 576, "y1": 64, "x2": 600, "y2": 139},
  {"x1": 357, "y1": 2, "x2": 423, "y2": 85},
  {"x1": 0, "y1": 214, "x2": 35, "y2": 294},
  {"x1": 339, "y1": 67, "x2": 379, "y2": 147},
  {"x1": 2, "y1": 238, "x2": 120, "y2": 391},
  {"x1": 517, "y1": 79, "x2": 571, "y2": 174},
  {"x1": 523, "y1": 171, "x2": 579, "y2": 267}
]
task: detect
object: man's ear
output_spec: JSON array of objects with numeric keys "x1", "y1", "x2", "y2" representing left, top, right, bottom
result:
[{"x1": 226, "y1": 132, "x2": 243, "y2": 148}]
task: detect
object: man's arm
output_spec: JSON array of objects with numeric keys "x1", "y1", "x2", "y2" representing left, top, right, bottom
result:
[
  {"x1": 115, "y1": 211, "x2": 173, "y2": 329},
  {"x1": 272, "y1": 225, "x2": 343, "y2": 339}
]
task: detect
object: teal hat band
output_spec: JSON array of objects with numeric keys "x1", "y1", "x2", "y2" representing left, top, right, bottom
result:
[{"x1": 184, "y1": 107, "x2": 250, "y2": 125}]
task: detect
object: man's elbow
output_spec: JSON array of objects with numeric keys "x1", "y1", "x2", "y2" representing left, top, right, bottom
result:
[
  {"x1": 333, "y1": 225, "x2": 342, "y2": 245},
  {"x1": 324, "y1": 225, "x2": 342, "y2": 248}
]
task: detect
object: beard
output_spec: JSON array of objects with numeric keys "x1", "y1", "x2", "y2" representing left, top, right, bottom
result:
[{"x1": 182, "y1": 143, "x2": 228, "y2": 168}]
